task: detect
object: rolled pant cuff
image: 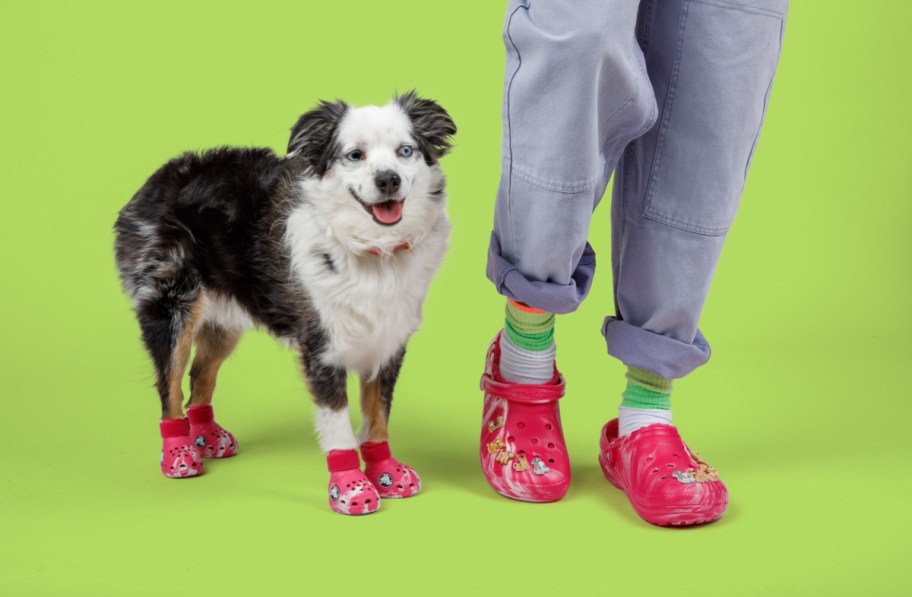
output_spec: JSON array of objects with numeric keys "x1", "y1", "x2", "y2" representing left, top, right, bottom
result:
[
  {"x1": 486, "y1": 232, "x2": 595, "y2": 315},
  {"x1": 601, "y1": 317, "x2": 711, "y2": 379}
]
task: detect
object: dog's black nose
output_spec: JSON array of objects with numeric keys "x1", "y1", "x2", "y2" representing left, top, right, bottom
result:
[{"x1": 374, "y1": 170, "x2": 401, "y2": 195}]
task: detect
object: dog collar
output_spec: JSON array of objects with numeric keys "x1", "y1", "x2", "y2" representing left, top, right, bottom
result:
[{"x1": 364, "y1": 241, "x2": 413, "y2": 256}]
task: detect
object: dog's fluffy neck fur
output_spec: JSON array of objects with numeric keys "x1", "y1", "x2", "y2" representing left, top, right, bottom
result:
[{"x1": 285, "y1": 174, "x2": 450, "y2": 378}]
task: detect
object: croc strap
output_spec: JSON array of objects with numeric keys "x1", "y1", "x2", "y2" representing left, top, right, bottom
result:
[
  {"x1": 480, "y1": 372, "x2": 565, "y2": 404},
  {"x1": 360, "y1": 441, "x2": 392, "y2": 462},
  {"x1": 326, "y1": 449, "x2": 360, "y2": 472}
]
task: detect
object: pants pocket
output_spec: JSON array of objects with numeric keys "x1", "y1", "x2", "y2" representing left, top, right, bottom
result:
[{"x1": 643, "y1": 0, "x2": 785, "y2": 236}]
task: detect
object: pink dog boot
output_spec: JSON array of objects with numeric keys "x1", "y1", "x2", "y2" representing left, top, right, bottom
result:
[
  {"x1": 599, "y1": 419, "x2": 729, "y2": 526},
  {"x1": 160, "y1": 418, "x2": 204, "y2": 478},
  {"x1": 187, "y1": 404, "x2": 237, "y2": 459},
  {"x1": 327, "y1": 449, "x2": 380, "y2": 516},
  {"x1": 479, "y1": 333, "x2": 570, "y2": 502},
  {"x1": 361, "y1": 441, "x2": 421, "y2": 499}
]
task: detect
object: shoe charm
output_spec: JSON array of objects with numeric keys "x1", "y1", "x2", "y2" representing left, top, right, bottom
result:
[
  {"x1": 531, "y1": 457, "x2": 550, "y2": 476},
  {"x1": 495, "y1": 450, "x2": 515, "y2": 465},
  {"x1": 512, "y1": 453, "x2": 529, "y2": 472},
  {"x1": 487, "y1": 438, "x2": 505, "y2": 454},
  {"x1": 672, "y1": 463, "x2": 720, "y2": 484}
]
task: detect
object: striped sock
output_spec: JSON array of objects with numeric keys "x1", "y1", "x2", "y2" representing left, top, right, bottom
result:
[
  {"x1": 498, "y1": 299, "x2": 556, "y2": 384},
  {"x1": 618, "y1": 367, "x2": 673, "y2": 436}
]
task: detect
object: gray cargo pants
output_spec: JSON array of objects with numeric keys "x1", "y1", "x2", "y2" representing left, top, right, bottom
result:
[{"x1": 486, "y1": 0, "x2": 788, "y2": 378}]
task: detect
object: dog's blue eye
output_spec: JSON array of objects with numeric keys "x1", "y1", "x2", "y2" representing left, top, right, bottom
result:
[
  {"x1": 398, "y1": 145, "x2": 413, "y2": 158},
  {"x1": 346, "y1": 149, "x2": 363, "y2": 161}
]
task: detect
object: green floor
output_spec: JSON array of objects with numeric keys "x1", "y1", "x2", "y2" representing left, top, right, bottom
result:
[
  {"x1": 2, "y1": 1, "x2": 910, "y2": 595},
  {"x1": 3, "y1": 329, "x2": 909, "y2": 595}
]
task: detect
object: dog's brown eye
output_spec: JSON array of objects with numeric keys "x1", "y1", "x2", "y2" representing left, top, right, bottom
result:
[{"x1": 346, "y1": 149, "x2": 363, "y2": 161}]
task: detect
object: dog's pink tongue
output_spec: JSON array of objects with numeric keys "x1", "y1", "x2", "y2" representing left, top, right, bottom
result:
[{"x1": 372, "y1": 200, "x2": 403, "y2": 224}]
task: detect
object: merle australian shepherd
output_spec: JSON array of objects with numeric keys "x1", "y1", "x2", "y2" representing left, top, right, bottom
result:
[{"x1": 114, "y1": 92, "x2": 455, "y2": 515}]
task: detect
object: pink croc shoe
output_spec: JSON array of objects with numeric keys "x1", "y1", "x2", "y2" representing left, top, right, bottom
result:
[
  {"x1": 326, "y1": 450, "x2": 380, "y2": 516},
  {"x1": 160, "y1": 418, "x2": 203, "y2": 478},
  {"x1": 599, "y1": 419, "x2": 728, "y2": 526},
  {"x1": 479, "y1": 333, "x2": 570, "y2": 502},
  {"x1": 187, "y1": 404, "x2": 237, "y2": 459},
  {"x1": 361, "y1": 441, "x2": 421, "y2": 499}
]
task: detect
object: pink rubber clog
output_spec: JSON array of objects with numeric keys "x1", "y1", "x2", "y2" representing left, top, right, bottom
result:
[
  {"x1": 160, "y1": 418, "x2": 203, "y2": 478},
  {"x1": 326, "y1": 449, "x2": 380, "y2": 516},
  {"x1": 187, "y1": 404, "x2": 237, "y2": 459},
  {"x1": 361, "y1": 441, "x2": 421, "y2": 499},
  {"x1": 479, "y1": 333, "x2": 570, "y2": 502},
  {"x1": 599, "y1": 419, "x2": 728, "y2": 526}
]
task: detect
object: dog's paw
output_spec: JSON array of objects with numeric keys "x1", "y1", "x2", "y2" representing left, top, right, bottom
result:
[
  {"x1": 161, "y1": 438, "x2": 204, "y2": 478},
  {"x1": 361, "y1": 441, "x2": 421, "y2": 499},
  {"x1": 328, "y1": 469, "x2": 381, "y2": 516},
  {"x1": 187, "y1": 404, "x2": 238, "y2": 459},
  {"x1": 365, "y1": 459, "x2": 421, "y2": 499}
]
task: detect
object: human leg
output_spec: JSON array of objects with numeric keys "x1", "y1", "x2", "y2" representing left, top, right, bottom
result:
[
  {"x1": 482, "y1": 0, "x2": 657, "y2": 501},
  {"x1": 601, "y1": 0, "x2": 789, "y2": 525}
]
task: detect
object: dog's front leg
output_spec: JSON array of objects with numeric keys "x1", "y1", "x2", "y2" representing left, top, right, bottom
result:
[
  {"x1": 358, "y1": 348, "x2": 421, "y2": 499},
  {"x1": 300, "y1": 351, "x2": 380, "y2": 516}
]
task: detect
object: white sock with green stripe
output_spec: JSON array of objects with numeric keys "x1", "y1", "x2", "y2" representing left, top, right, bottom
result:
[
  {"x1": 498, "y1": 299, "x2": 555, "y2": 385},
  {"x1": 618, "y1": 367, "x2": 673, "y2": 436}
]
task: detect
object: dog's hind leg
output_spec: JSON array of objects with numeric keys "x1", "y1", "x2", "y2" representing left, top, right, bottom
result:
[
  {"x1": 300, "y1": 335, "x2": 380, "y2": 515},
  {"x1": 135, "y1": 271, "x2": 205, "y2": 478},
  {"x1": 357, "y1": 348, "x2": 420, "y2": 499},
  {"x1": 186, "y1": 322, "x2": 241, "y2": 459},
  {"x1": 188, "y1": 323, "x2": 240, "y2": 407}
]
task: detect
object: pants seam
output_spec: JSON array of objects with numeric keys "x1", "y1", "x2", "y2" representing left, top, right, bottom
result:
[
  {"x1": 690, "y1": 0, "x2": 785, "y2": 18},
  {"x1": 511, "y1": 167, "x2": 598, "y2": 193},
  {"x1": 641, "y1": 0, "x2": 690, "y2": 234},
  {"x1": 504, "y1": 1, "x2": 526, "y2": 262}
]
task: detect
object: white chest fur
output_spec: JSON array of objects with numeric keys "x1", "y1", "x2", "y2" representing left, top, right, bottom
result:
[{"x1": 285, "y1": 200, "x2": 449, "y2": 378}]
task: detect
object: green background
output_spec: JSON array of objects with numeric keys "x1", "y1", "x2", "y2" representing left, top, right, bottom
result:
[{"x1": 1, "y1": 1, "x2": 909, "y2": 595}]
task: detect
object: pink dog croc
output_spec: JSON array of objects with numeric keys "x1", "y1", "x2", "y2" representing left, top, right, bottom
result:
[
  {"x1": 326, "y1": 449, "x2": 380, "y2": 516},
  {"x1": 160, "y1": 418, "x2": 203, "y2": 478},
  {"x1": 599, "y1": 419, "x2": 728, "y2": 526},
  {"x1": 361, "y1": 441, "x2": 421, "y2": 499},
  {"x1": 187, "y1": 404, "x2": 237, "y2": 459},
  {"x1": 479, "y1": 333, "x2": 570, "y2": 502}
]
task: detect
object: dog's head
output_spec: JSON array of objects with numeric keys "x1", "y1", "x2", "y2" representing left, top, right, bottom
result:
[{"x1": 287, "y1": 91, "x2": 456, "y2": 253}]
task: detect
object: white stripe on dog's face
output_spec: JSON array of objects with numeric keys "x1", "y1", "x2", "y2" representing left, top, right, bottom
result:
[{"x1": 334, "y1": 103, "x2": 419, "y2": 205}]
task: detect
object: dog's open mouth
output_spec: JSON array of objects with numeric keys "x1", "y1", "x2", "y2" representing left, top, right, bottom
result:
[{"x1": 350, "y1": 188, "x2": 404, "y2": 226}]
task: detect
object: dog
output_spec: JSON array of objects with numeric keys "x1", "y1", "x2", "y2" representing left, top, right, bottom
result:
[{"x1": 114, "y1": 91, "x2": 455, "y2": 515}]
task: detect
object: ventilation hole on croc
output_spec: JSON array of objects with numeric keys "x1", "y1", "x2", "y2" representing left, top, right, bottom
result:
[
  {"x1": 397, "y1": 485, "x2": 403, "y2": 489},
  {"x1": 507, "y1": 436, "x2": 515, "y2": 443},
  {"x1": 673, "y1": 453, "x2": 680, "y2": 459},
  {"x1": 661, "y1": 476, "x2": 667, "y2": 480},
  {"x1": 531, "y1": 438, "x2": 539, "y2": 445},
  {"x1": 666, "y1": 463, "x2": 674, "y2": 468},
  {"x1": 646, "y1": 456, "x2": 653, "y2": 461},
  {"x1": 365, "y1": 499, "x2": 371, "y2": 504},
  {"x1": 518, "y1": 450, "x2": 525, "y2": 456},
  {"x1": 545, "y1": 424, "x2": 552, "y2": 430},
  {"x1": 517, "y1": 422, "x2": 525, "y2": 429},
  {"x1": 548, "y1": 458, "x2": 555, "y2": 464},
  {"x1": 341, "y1": 500, "x2": 347, "y2": 504},
  {"x1": 547, "y1": 443, "x2": 555, "y2": 449}
]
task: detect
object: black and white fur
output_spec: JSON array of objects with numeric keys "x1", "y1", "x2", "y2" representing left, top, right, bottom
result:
[{"x1": 114, "y1": 92, "x2": 455, "y2": 454}]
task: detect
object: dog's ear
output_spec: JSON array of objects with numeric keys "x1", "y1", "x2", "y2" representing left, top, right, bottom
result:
[
  {"x1": 396, "y1": 91, "x2": 456, "y2": 166},
  {"x1": 287, "y1": 100, "x2": 349, "y2": 175}
]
